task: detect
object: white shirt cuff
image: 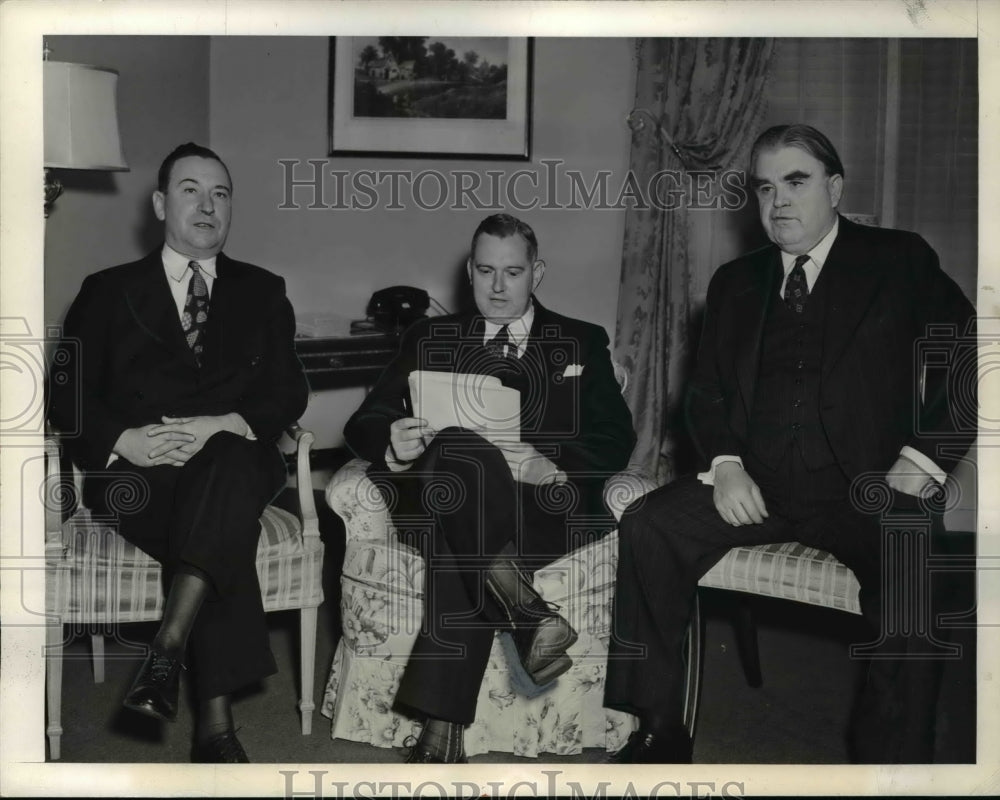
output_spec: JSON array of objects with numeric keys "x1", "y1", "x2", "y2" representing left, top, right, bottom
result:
[
  {"x1": 900, "y1": 446, "x2": 946, "y2": 485},
  {"x1": 231, "y1": 413, "x2": 256, "y2": 441},
  {"x1": 384, "y1": 445, "x2": 413, "y2": 472},
  {"x1": 697, "y1": 455, "x2": 744, "y2": 486}
]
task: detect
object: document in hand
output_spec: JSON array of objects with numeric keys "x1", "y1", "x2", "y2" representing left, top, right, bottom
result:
[{"x1": 408, "y1": 370, "x2": 521, "y2": 442}]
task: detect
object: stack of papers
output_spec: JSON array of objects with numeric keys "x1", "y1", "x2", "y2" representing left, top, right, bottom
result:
[{"x1": 408, "y1": 370, "x2": 521, "y2": 442}]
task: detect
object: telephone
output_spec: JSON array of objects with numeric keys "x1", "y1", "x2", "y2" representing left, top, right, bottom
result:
[{"x1": 366, "y1": 285, "x2": 430, "y2": 330}]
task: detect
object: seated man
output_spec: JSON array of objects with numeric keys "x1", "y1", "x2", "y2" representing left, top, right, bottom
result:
[
  {"x1": 603, "y1": 124, "x2": 977, "y2": 763},
  {"x1": 344, "y1": 213, "x2": 636, "y2": 763},
  {"x1": 48, "y1": 143, "x2": 309, "y2": 763}
]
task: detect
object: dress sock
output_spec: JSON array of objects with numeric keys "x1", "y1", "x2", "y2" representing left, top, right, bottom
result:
[
  {"x1": 196, "y1": 694, "x2": 235, "y2": 744},
  {"x1": 419, "y1": 717, "x2": 466, "y2": 762},
  {"x1": 152, "y1": 569, "x2": 210, "y2": 658}
]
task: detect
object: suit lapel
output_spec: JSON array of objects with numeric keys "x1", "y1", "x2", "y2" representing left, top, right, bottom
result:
[
  {"x1": 733, "y1": 249, "x2": 779, "y2": 416},
  {"x1": 820, "y1": 218, "x2": 885, "y2": 379},
  {"x1": 199, "y1": 253, "x2": 235, "y2": 373},
  {"x1": 123, "y1": 251, "x2": 197, "y2": 365}
]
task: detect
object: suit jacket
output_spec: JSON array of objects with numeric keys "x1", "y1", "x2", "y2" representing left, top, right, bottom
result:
[
  {"x1": 49, "y1": 249, "x2": 309, "y2": 472},
  {"x1": 345, "y1": 299, "x2": 636, "y2": 515},
  {"x1": 686, "y1": 216, "x2": 977, "y2": 479}
]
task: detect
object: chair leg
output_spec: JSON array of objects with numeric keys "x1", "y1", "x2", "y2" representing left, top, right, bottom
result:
[
  {"x1": 46, "y1": 621, "x2": 64, "y2": 761},
  {"x1": 682, "y1": 592, "x2": 703, "y2": 740},
  {"x1": 298, "y1": 606, "x2": 318, "y2": 735},
  {"x1": 90, "y1": 634, "x2": 105, "y2": 684},
  {"x1": 733, "y1": 597, "x2": 763, "y2": 688}
]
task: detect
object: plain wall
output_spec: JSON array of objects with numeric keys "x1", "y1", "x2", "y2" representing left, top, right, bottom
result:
[
  {"x1": 208, "y1": 36, "x2": 636, "y2": 448},
  {"x1": 44, "y1": 36, "x2": 211, "y2": 327}
]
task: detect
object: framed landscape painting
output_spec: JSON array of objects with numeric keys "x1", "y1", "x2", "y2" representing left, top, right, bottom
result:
[{"x1": 328, "y1": 36, "x2": 532, "y2": 159}]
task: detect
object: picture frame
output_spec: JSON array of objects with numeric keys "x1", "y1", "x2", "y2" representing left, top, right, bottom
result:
[{"x1": 328, "y1": 36, "x2": 532, "y2": 159}]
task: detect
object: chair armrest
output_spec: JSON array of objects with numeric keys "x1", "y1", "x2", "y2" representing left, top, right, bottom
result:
[
  {"x1": 43, "y1": 433, "x2": 85, "y2": 552},
  {"x1": 325, "y1": 458, "x2": 391, "y2": 542},
  {"x1": 286, "y1": 423, "x2": 320, "y2": 543},
  {"x1": 604, "y1": 467, "x2": 659, "y2": 522}
]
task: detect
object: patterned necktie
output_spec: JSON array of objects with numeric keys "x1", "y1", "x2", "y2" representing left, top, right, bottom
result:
[
  {"x1": 182, "y1": 260, "x2": 210, "y2": 364},
  {"x1": 783, "y1": 254, "x2": 810, "y2": 313},
  {"x1": 486, "y1": 324, "x2": 515, "y2": 360}
]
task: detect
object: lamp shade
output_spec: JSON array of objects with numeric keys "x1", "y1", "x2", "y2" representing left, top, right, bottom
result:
[{"x1": 44, "y1": 61, "x2": 128, "y2": 170}]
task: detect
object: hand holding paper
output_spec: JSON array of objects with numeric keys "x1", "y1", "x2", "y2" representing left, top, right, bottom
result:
[
  {"x1": 408, "y1": 370, "x2": 521, "y2": 443},
  {"x1": 389, "y1": 416, "x2": 435, "y2": 464}
]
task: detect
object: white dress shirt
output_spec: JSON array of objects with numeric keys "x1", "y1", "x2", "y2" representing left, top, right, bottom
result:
[
  {"x1": 162, "y1": 244, "x2": 218, "y2": 313},
  {"x1": 481, "y1": 302, "x2": 534, "y2": 359}
]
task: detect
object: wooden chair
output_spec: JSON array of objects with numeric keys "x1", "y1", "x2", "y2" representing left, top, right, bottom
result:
[{"x1": 43, "y1": 425, "x2": 324, "y2": 760}]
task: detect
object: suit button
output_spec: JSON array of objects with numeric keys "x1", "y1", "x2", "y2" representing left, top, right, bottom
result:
[
  {"x1": 793, "y1": 399, "x2": 802, "y2": 407},
  {"x1": 792, "y1": 423, "x2": 802, "y2": 431},
  {"x1": 796, "y1": 360, "x2": 805, "y2": 369}
]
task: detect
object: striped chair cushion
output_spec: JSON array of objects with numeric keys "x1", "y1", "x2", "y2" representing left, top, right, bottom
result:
[
  {"x1": 46, "y1": 505, "x2": 324, "y2": 624},
  {"x1": 698, "y1": 541, "x2": 862, "y2": 615}
]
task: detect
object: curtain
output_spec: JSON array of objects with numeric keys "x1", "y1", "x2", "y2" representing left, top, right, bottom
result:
[{"x1": 614, "y1": 38, "x2": 774, "y2": 482}]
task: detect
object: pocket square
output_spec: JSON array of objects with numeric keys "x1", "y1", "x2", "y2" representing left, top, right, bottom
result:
[{"x1": 563, "y1": 364, "x2": 584, "y2": 378}]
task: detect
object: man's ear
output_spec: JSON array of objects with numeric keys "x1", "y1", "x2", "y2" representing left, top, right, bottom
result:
[
  {"x1": 152, "y1": 190, "x2": 166, "y2": 222},
  {"x1": 466, "y1": 257, "x2": 473, "y2": 282},
  {"x1": 531, "y1": 259, "x2": 546, "y2": 291},
  {"x1": 828, "y1": 174, "x2": 844, "y2": 209}
]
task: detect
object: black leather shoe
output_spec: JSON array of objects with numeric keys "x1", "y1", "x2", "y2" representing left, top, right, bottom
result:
[
  {"x1": 402, "y1": 735, "x2": 468, "y2": 764},
  {"x1": 486, "y1": 557, "x2": 578, "y2": 689},
  {"x1": 607, "y1": 728, "x2": 693, "y2": 764},
  {"x1": 122, "y1": 649, "x2": 184, "y2": 722},
  {"x1": 191, "y1": 730, "x2": 250, "y2": 763}
]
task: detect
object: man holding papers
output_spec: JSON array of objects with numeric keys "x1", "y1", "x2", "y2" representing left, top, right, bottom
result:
[{"x1": 343, "y1": 213, "x2": 636, "y2": 762}]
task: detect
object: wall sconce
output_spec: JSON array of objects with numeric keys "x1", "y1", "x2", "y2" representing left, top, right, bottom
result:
[{"x1": 43, "y1": 51, "x2": 129, "y2": 217}]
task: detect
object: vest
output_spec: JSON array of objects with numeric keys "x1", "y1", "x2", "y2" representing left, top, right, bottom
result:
[{"x1": 747, "y1": 272, "x2": 838, "y2": 471}]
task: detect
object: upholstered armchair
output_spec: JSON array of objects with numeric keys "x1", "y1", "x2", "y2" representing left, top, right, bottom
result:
[
  {"x1": 44, "y1": 425, "x2": 324, "y2": 760},
  {"x1": 320, "y1": 456, "x2": 703, "y2": 758}
]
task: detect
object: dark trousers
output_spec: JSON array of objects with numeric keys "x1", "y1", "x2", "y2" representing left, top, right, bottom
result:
[
  {"x1": 604, "y1": 451, "x2": 953, "y2": 763},
  {"x1": 370, "y1": 428, "x2": 594, "y2": 724},
  {"x1": 86, "y1": 432, "x2": 287, "y2": 699}
]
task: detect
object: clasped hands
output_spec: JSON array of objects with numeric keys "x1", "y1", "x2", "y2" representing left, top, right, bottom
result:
[
  {"x1": 113, "y1": 413, "x2": 247, "y2": 467},
  {"x1": 712, "y1": 455, "x2": 936, "y2": 526},
  {"x1": 388, "y1": 417, "x2": 567, "y2": 485}
]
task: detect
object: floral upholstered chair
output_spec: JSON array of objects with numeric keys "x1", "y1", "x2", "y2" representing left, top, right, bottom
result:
[
  {"x1": 319, "y1": 458, "x2": 684, "y2": 757},
  {"x1": 319, "y1": 360, "x2": 704, "y2": 757}
]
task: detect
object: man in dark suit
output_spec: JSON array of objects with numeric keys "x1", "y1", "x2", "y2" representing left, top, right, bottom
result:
[
  {"x1": 48, "y1": 143, "x2": 308, "y2": 762},
  {"x1": 345, "y1": 213, "x2": 635, "y2": 762},
  {"x1": 603, "y1": 124, "x2": 976, "y2": 763}
]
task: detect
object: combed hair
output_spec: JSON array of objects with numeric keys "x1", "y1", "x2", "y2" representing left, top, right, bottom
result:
[
  {"x1": 157, "y1": 143, "x2": 232, "y2": 192},
  {"x1": 750, "y1": 124, "x2": 845, "y2": 178},
  {"x1": 470, "y1": 213, "x2": 539, "y2": 263}
]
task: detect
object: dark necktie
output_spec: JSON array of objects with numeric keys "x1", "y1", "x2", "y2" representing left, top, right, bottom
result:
[
  {"x1": 783, "y1": 254, "x2": 810, "y2": 313},
  {"x1": 182, "y1": 260, "x2": 210, "y2": 364},
  {"x1": 486, "y1": 324, "x2": 515, "y2": 360}
]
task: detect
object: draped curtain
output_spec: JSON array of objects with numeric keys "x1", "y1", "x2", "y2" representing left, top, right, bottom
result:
[{"x1": 614, "y1": 38, "x2": 774, "y2": 482}]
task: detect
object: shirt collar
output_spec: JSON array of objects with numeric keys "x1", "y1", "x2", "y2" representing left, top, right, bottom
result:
[
  {"x1": 162, "y1": 244, "x2": 218, "y2": 282},
  {"x1": 482, "y1": 301, "x2": 535, "y2": 346},
  {"x1": 780, "y1": 215, "x2": 839, "y2": 273}
]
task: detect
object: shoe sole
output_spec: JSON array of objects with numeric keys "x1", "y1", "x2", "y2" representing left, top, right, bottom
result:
[
  {"x1": 499, "y1": 620, "x2": 578, "y2": 698},
  {"x1": 122, "y1": 697, "x2": 177, "y2": 723}
]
